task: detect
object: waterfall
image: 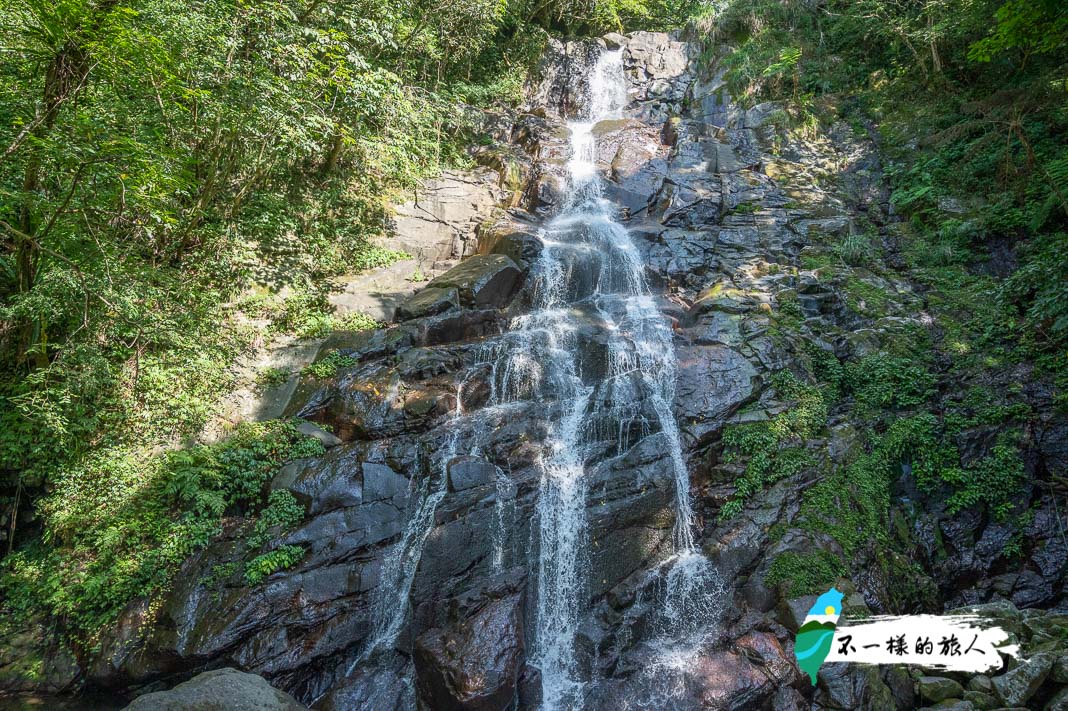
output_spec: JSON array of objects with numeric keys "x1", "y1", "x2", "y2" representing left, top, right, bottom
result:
[
  {"x1": 487, "y1": 48, "x2": 723, "y2": 709},
  {"x1": 355, "y1": 382, "x2": 467, "y2": 667},
  {"x1": 346, "y1": 46, "x2": 724, "y2": 711}
]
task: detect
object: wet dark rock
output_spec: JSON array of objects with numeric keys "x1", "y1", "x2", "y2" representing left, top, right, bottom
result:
[
  {"x1": 316, "y1": 652, "x2": 413, "y2": 711},
  {"x1": 771, "y1": 686, "x2": 807, "y2": 711},
  {"x1": 122, "y1": 668, "x2": 306, "y2": 710},
  {"x1": 675, "y1": 344, "x2": 758, "y2": 446},
  {"x1": 395, "y1": 287, "x2": 460, "y2": 321},
  {"x1": 413, "y1": 590, "x2": 524, "y2": 710},
  {"x1": 424, "y1": 254, "x2": 523, "y2": 310},
  {"x1": 690, "y1": 648, "x2": 780, "y2": 708},
  {"x1": 1047, "y1": 687, "x2": 1068, "y2": 711},
  {"x1": 0, "y1": 620, "x2": 80, "y2": 694},
  {"x1": 447, "y1": 456, "x2": 498, "y2": 492}
]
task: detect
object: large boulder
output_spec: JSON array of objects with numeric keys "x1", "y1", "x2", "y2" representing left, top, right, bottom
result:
[
  {"x1": 390, "y1": 169, "x2": 504, "y2": 264},
  {"x1": 675, "y1": 344, "x2": 759, "y2": 446},
  {"x1": 122, "y1": 668, "x2": 307, "y2": 710},
  {"x1": 413, "y1": 591, "x2": 525, "y2": 711},
  {"x1": 992, "y1": 652, "x2": 1054, "y2": 707},
  {"x1": 424, "y1": 254, "x2": 524, "y2": 310},
  {"x1": 395, "y1": 286, "x2": 460, "y2": 322}
]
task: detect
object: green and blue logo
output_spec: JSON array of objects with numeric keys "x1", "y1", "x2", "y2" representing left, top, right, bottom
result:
[{"x1": 793, "y1": 587, "x2": 843, "y2": 685}]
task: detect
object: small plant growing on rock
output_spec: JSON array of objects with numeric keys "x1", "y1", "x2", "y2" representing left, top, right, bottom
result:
[
  {"x1": 834, "y1": 232, "x2": 875, "y2": 266},
  {"x1": 248, "y1": 491, "x2": 305, "y2": 548},
  {"x1": 256, "y1": 367, "x2": 290, "y2": 388},
  {"x1": 245, "y1": 545, "x2": 304, "y2": 585},
  {"x1": 301, "y1": 351, "x2": 358, "y2": 379}
]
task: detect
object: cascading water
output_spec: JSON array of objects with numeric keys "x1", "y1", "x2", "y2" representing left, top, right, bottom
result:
[
  {"x1": 340, "y1": 45, "x2": 724, "y2": 711},
  {"x1": 487, "y1": 48, "x2": 724, "y2": 709}
]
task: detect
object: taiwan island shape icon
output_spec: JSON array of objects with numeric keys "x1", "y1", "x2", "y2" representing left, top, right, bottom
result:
[{"x1": 794, "y1": 587, "x2": 844, "y2": 685}]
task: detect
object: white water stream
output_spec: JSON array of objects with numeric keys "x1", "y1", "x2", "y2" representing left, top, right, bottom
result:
[
  {"x1": 351, "y1": 48, "x2": 723, "y2": 711},
  {"x1": 493, "y1": 49, "x2": 723, "y2": 709}
]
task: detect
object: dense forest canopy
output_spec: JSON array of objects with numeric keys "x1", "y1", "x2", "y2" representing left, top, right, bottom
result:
[{"x1": 0, "y1": 0, "x2": 1065, "y2": 648}]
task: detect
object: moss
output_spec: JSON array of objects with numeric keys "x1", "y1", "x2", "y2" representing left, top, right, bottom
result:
[
  {"x1": 843, "y1": 276, "x2": 891, "y2": 317},
  {"x1": 765, "y1": 550, "x2": 848, "y2": 597},
  {"x1": 800, "y1": 251, "x2": 835, "y2": 270}
]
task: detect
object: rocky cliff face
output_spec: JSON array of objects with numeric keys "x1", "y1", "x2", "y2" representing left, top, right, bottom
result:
[{"x1": 30, "y1": 31, "x2": 1066, "y2": 711}]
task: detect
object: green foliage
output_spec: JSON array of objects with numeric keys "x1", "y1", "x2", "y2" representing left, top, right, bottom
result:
[
  {"x1": 702, "y1": 0, "x2": 1068, "y2": 357},
  {"x1": 765, "y1": 550, "x2": 847, "y2": 597},
  {"x1": 296, "y1": 312, "x2": 380, "y2": 340},
  {"x1": 256, "y1": 367, "x2": 291, "y2": 389},
  {"x1": 834, "y1": 233, "x2": 875, "y2": 267},
  {"x1": 289, "y1": 435, "x2": 327, "y2": 460},
  {"x1": 240, "y1": 291, "x2": 380, "y2": 339},
  {"x1": 248, "y1": 491, "x2": 305, "y2": 548},
  {"x1": 776, "y1": 290, "x2": 803, "y2": 320},
  {"x1": 350, "y1": 247, "x2": 413, "y2": 273},
  {"x1": 843, "y1": 277, "x2": 891, "y2": 318},
  {"x1": 798, "y1": 415, "x2": 941, "y2": 556},
  {"x1": 301, "y1": 351, "x2": 359, "y2": 379},
  {"x1": 844, "y1": 353, "x2": 937, "y2": 411},
  {"x1": 0, "y1": 421, "x2": 317, "y2": 637},
  {"x1": 245, "y1": 545, "x2": 304, "y2": 585},
  {"x1": 1002, "y1": 232, "x2": 1068, "y2": 344},
  {"x1": 201, "y1": 562, "x2": 238, "y2": 590},
  {"x1": 719, "y1": 371, "x2": 827, "y2": 519},
  {"x1": 968, "y1": 0, "x2": 1068, "y2": 61},
  {"x1": 939, "y1": 433, "x2": 1026, "y2": 519}
]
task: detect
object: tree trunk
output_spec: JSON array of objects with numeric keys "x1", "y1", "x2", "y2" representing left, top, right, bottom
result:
[{"x1": 11, "y1": 0, "x2": 119, "y2": 367}]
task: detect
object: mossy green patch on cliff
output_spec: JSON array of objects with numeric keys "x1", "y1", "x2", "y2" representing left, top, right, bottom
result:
[
  {"x1": 845, "y1": 352, "x2": 937, "y2": 413},
  {"x1": 765, "y1": 550, "x2": 847, "y2": 597},
  {"x1": 843, "y1": 276, "x2": 891, "y2": 318},
  {"x1": 719, "y1": 370, "x2": 829, "y2": 520}
]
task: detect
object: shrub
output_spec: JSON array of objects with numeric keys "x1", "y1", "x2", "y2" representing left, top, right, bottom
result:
[
  {"x1": 245, "y1": 546, "x2": 305, "y2": 585},
  {"x1": 301, "y1": 351, "x2": 359, "y2": 379},
  {"x1": 766, "y1": 550, "x2": 847, "y2": 597}
]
